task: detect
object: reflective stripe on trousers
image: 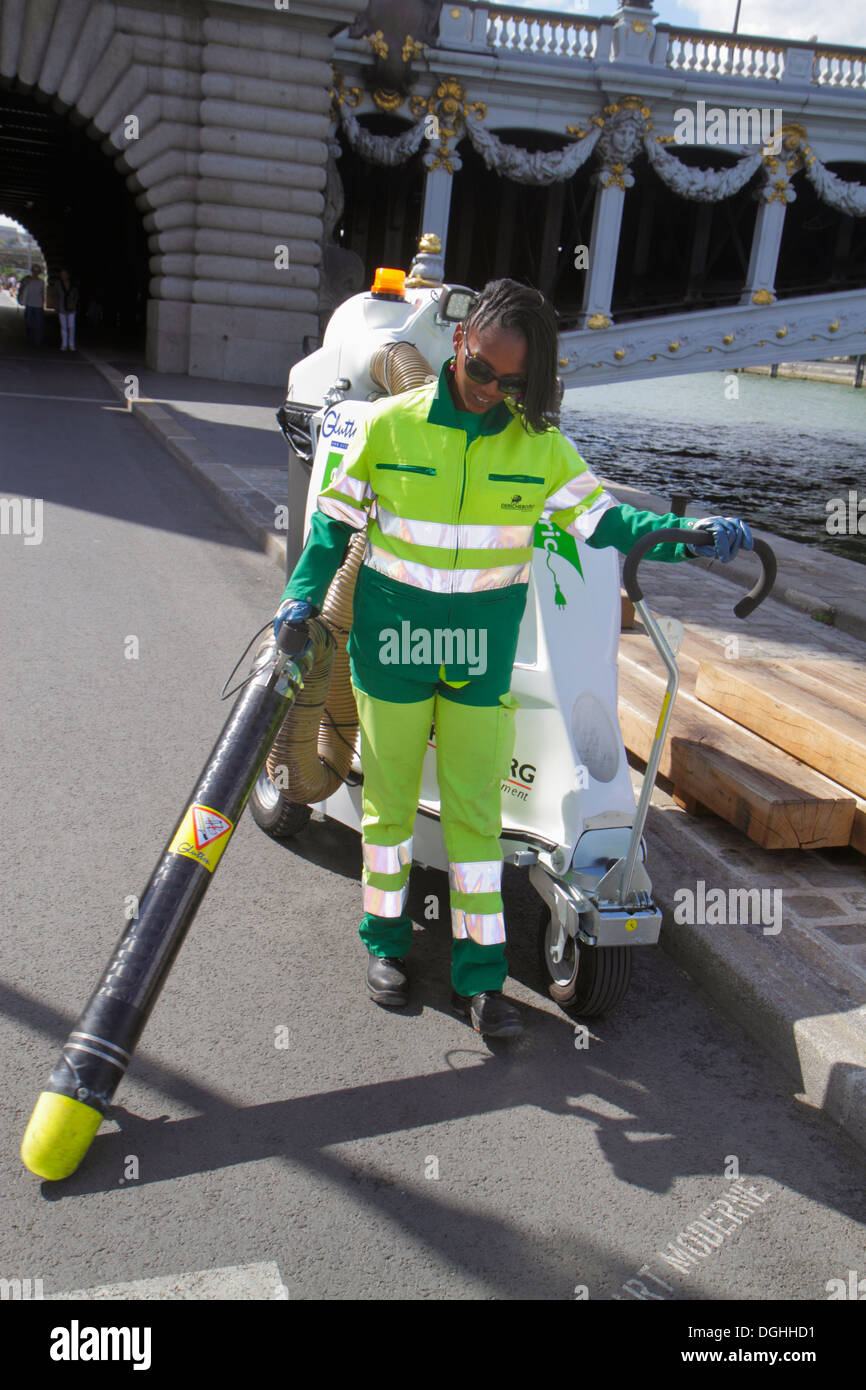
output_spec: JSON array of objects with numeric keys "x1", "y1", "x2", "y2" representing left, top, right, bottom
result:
[{"x1": 353, "y1": 686, "x2": 518, "y2": 945}]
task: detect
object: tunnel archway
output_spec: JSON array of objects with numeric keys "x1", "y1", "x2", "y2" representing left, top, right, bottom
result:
[{"x1": 0, "y1": 80, "x2": 150, "y2": 349}]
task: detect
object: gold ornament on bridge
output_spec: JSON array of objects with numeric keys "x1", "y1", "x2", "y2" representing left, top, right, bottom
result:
[
  {"x1": 367, "y1": 30, "x2": 389, "y2": 59},
  {"x1": 614, "y1": 348, "x2": 626, "y2": 359},
  {"x1": 766, "y1": 177, "x2": 793, "y2": 203},
  {"x1": 668, "y1": 341, "x2": 680, "y2": 352},
  {"x1": 604, "y1": 97, "x2": 652, "y2": 120},
  {"x1": 586, "y1": 313, "x2": 611, "y2": 330},
  {"x1": 601, "y1": 162, "x2": 629, "y2": 190},
  {"x1": 329, "y1": 67, "x2": 361, "y2": 121},
  {"x1": 372, "y1": 89, "x2": 404, "y2": 111},
  {"x1": 776, "y1": 327, "x2": 788, "y2": 338},
  {"x1": 723, "y1": 333, "x2": 734, "y2": 344},
  {"x1": 405, "y1": 233, "x2": 443, "y2": 288},
  {"x1": 402, "y1": 35, "x2": 424, "y2": 63},
  {"x1": 752, "y1": 289, "x2": 775, "y2": 305},
  {"x1": 829, "y1": 319, "x2": 840, "y2": 332},
  {"x1": 411, "y1": 77, "x2": 486, "y2": 174}
]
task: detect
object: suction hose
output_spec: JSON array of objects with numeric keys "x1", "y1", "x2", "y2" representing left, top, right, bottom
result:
[
  {"x1": 265, "y1": 340, "x2": 437, "y2": 807},
  {"x1": 263, "y1": 531, "x2": 365, "y2": 802},
  {"x1": 370, "y1": 340, "x2": 438, "y2": 395}
]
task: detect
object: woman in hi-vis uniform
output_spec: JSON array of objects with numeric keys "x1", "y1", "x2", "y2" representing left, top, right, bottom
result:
[{"x1": 274, "y1": 280, "x2": 752, "y2": 1036}]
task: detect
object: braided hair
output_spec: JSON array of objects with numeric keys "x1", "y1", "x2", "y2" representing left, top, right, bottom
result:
[{"x1": 462, "y1": 278, "x2": 560, "y2": 434}]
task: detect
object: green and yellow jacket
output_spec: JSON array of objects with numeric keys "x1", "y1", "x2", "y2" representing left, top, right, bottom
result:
[{"x1": 280, "y1": 361, "x2": 696, "y2": 696}]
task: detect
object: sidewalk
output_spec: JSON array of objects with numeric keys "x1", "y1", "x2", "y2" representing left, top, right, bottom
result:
[{"x1": 83, "y1": 349, "x2": 866, "y2": 1156}]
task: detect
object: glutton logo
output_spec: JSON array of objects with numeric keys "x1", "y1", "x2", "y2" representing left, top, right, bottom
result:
[{"x1": 50, "y1": 1321, "x2": 152, "y2": 1371}]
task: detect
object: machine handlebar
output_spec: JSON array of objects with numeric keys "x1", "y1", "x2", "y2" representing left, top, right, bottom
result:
[{"x1": 622, "y1": 528, "x2": 777, "y2": 619}]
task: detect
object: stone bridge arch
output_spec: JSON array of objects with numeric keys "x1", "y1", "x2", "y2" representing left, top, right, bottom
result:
[{"x1": 0, "y1": 0, "x2": 359, "y2": 384}]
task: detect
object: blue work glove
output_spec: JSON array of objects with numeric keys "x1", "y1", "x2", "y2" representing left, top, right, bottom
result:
[
  {"x1": 273, "y1": 597, "x2": 317, "y2": 641},
  {"x1": 686, "y1": 516, "x2": 754, "y2": 563}
]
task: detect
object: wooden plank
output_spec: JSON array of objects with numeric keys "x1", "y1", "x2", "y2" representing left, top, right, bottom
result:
[
  {"x1": 798, "y1": 659, "x2": 866, "y2": 707},
  {"x1": 778, "y1": 656, "x2": 866, "y2": 711},
  {"x1": 695, "y1": 659, "x2": 866, "y2": 799},
  {"x1": 617, "y1": 655, "x2": 856, "y2": 851}
]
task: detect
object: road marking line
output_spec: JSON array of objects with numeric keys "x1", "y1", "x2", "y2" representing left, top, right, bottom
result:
[
  {"x1": 46, "y1": 1260, "x2": 289, "y2": 1301},
  {"x1": 0, "y1": 391, "x2": 117, "y2": 403}
]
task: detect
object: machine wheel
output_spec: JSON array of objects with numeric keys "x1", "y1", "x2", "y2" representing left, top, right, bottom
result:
[
  {"x1": 248, "y1": 764, "x2": 312, "y2": 839},
  {"x1": 537, "y1": 906, "x2": 632, "y2": 1017}
]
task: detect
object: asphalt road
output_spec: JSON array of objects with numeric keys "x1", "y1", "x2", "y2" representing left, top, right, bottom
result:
[{"x1": 1, "y1": 302, "x2": 864, "y2": 1312}]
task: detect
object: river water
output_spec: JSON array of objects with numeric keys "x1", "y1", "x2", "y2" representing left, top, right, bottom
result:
[{"x1": 561, "y1": 370, "x2": 865, "y2": 565}]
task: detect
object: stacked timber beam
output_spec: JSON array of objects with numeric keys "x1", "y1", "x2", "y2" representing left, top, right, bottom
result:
[{"x1": 617, "y1": 619, "x2": 864, "y2": 854}]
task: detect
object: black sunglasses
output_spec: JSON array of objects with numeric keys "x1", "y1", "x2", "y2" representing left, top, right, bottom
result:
[{"x1": 462, "y1": 342, "x2": 526, "y2": 395}]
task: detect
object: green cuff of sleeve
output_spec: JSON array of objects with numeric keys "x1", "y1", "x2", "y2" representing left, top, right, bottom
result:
[
  {"x1": 280, "y1": 510, "x2": 355, "y2": 608},
  {"x1": 586, "y1": 504, "x2": 694, "y2": 562}
]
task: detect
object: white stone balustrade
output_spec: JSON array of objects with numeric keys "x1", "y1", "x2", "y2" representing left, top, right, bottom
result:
[
  {"x1": 451, "y1": 2, "x2": 866, "y2": 91},
  {"x1": 486, "y1": 7, "x2": 601, "y2": 61},
  {"x1": 813, "y1": 50, "x2": 866, "y2": 88}
]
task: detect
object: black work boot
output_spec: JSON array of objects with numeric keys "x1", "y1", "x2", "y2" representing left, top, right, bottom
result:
[
  {"x1": 451, "y1": 989, "x2": 523, "y2": 1037},
  {"x1": 366, "y1": 953, "x2": 409, "y2": 1008}
]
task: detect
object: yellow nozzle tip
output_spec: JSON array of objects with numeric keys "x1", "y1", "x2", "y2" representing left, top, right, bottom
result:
[{"x1": 21, "y1": 1091, "x2": 104, "y2": 1180}]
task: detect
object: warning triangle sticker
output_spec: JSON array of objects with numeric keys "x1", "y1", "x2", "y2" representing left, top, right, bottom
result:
[{"x1": 192, "y1": 805, "x2": 232, "y2": 849}]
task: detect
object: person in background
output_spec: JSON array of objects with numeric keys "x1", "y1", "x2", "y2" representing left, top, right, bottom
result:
[
  {"x1": 21, "y1": 266, "x2": 45, "y2": 347},
  {"x1": 57, "y1": 269, "x2": 79, "y2": 352}
]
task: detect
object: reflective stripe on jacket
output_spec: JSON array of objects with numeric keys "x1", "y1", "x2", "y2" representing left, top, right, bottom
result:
[{"x1": 317, "y1": 362, "x2": 616, "y2": 595}]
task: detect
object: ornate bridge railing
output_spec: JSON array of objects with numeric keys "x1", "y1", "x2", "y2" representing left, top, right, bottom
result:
[
  {"x1": 485, "y1": 8, "x2": 601, "y2": 60},
  {"x1": 464, "y1": 4, "x2": 866, "y2": 89}
]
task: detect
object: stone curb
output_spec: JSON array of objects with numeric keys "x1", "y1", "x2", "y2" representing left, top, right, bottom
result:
[{"x1": 82, "y1": 351, "x2": 288, "y2": 571}]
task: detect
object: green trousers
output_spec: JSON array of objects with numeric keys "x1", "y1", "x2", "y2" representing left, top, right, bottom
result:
[{"x1": 354, "y1": 678, "x2": 518, "y2": 996}]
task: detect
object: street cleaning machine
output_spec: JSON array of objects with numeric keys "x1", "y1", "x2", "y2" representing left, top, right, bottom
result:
[{"x1": 20, "y1": 265, "x2": 775, "y2": 1182}]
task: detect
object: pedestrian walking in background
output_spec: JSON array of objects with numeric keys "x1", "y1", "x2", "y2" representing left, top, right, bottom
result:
[
  {"x1": 57, "y1": 269, "x2": 79, "y2": 351},
  {"x1": 21, "y1": 266, "x2": 45, "y2": 347}
]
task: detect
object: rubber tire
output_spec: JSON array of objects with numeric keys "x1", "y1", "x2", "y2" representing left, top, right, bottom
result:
[
  {"x1": 537, "y1": 905, "x2": 632, "y2": 1017},
  {"x1": 248, "y1": 763, "x2": 312, "y2": 840}
]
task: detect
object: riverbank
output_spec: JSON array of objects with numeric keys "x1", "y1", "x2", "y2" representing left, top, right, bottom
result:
[
  {"x1": 561, "y1": 368, "x2": 865, "y2": 567},
  {"x1": 744, "y1": 359, "x2": 865, "y2": 387}
]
